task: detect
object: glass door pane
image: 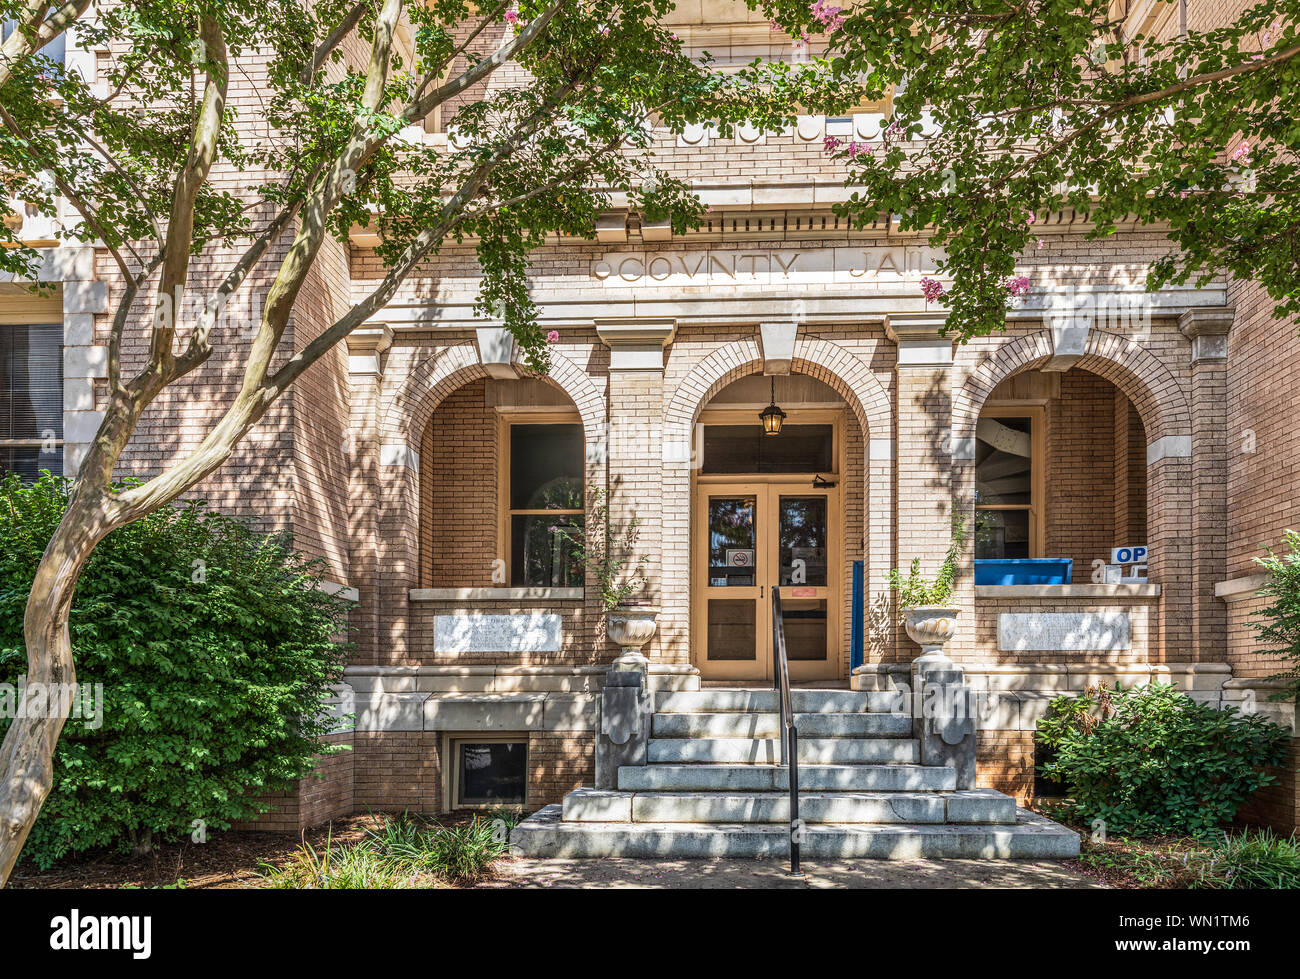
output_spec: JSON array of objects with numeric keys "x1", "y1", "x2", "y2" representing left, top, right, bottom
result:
[
  {"x1": 700, "y1": 490, "x2": 765, "y2": 676},
  {"x1": 778, "y1": 495, "x2": 828, "y2": 586},
  {"x1": 707, "y1": 496, "x2": 757, "y2": 587},
  {"x1": 776, "y1": 492, "x2": 834, "y2": 678}
]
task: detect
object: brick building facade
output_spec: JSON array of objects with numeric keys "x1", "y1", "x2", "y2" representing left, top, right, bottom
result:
[{"x1": 3, "y1": 0, "x2": 1296, "y2": 833}]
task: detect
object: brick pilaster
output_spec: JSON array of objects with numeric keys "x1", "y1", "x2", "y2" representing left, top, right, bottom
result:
[
  {"x1": 887, "y1": 313, "x2": 960, "y2": 660},
  {"x1": 597, "y1": 319, "x2": 676, "y2": 661},
  {"x1": 1180, "y1": 307, "x2": 1234, "y2": 662}
]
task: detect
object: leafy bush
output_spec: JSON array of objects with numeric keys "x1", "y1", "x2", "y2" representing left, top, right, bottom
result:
[
  {"x1": 1253, "y1": 529, "x2": 1300, "y2": 700},
  {"x1": 0, "y1": 474, "x2": 352, "y2": 868},
  {"x1": 1037, "y1": 683, "x2": 1290, "y2": 837}
]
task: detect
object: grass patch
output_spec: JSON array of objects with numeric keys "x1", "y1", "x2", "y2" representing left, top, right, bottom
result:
[
  {"x1": 259, "y1": 809, "x2": 522, "y2": 889},
  {"x1": 1036, "y1": 800, "x2": 1300, "y2": 889}
]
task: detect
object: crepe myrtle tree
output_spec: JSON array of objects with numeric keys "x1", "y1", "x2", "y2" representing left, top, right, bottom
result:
[
  {"x1": 0, "y1": 0, "x2": 808, "y2": 884},
  {"x1": 760, "y1": 0, "x2": 1300, "y2": 339}
]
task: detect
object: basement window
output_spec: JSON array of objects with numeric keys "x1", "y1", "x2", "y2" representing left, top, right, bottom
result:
[{"x1": 449, "y1": 736, "x2": 527, "y2": 809}]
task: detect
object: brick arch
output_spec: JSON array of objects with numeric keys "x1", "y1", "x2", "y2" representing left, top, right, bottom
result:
[
  {"x1": 663, "y1": 336, "x2": 892, "y2": 441},
  {"x1": 952, "y1": 329, "x2": 1191, "y2": 446},
  {"x1": 660, "y1": 335, "x2": 894, "y2": 676},
  {"x1": 949, "y1": 327, "x2": 1194, "y2": 661},
  {"x1": 380, "y1": 342, "x2": 606, "y2": 445}
]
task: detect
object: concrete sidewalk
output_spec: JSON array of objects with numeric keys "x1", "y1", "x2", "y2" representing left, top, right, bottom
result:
[{"x1": 486, "y1": 856, "x2": 1103, "y2": 889}]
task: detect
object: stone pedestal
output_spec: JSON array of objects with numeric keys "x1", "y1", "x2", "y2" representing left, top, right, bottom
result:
[
  {"x1": 918, "y1": 668, "x2": 978, "y2": 790},
  {"x1": 594, "y1": 669, "x2": 651, "y2": 789}
]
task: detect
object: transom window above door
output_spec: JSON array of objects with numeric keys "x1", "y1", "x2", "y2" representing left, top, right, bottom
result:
[
  {"x1": 701, "y1": 424, "x2": 834, "y2": 474},
  {"x1": 504, "y1": 421, "x2": 584, "y2": 588}
]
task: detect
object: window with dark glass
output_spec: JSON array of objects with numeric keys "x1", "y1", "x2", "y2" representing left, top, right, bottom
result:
[
  {"x1": 508, "y1": 423, "x2": 584, "y2": 587},
  {"x1": 974, "y1": 415, "x2": 1034, "y2": 559},
  {"x1": 453, "y1": 739, "x2": 526, "y2": 807},
  {"x1": 701, "y1": 424, "x2": 833, "y2": 474},
  {"x1": 0, "y1": 323, "x2": 63, "y2": 478}
]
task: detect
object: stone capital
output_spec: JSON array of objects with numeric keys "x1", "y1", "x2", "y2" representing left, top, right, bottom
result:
[
  {"x1": 1179, "y1": 307, "x2": 1234, "y2": 364},
  {"x1": 886, "y1": 312, "x2": 953, "y2": 367},
  {"x1": 596, "y1": 318, "x2": 676, "y2": 371},
  {"x1": 345, "y1": 323, "x2": 394, "y2": 377}
]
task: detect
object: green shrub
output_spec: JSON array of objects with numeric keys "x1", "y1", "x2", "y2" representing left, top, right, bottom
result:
[
  {"x1": 0, "y1": 474, "x2": 352, "y2": 868},
  {"x1": 1253, "y1": 529, "x2": 1300, "y2": 700},
  {"x1": 1037, "y1": 683, "x2": 1290, "y2": 837}
]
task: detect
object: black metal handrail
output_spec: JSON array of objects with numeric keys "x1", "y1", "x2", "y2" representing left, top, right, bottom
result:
[{"x1": 771, "y1": 586, "x2": 801, "y2": 877}]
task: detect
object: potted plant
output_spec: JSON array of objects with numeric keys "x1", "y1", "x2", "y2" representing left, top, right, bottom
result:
[
  {"x1": 555, "y1": 490, "x2": 653, "y2": 669},
  {"x1": 887, "y1": 513, "x2": 967, "y2": 674}
]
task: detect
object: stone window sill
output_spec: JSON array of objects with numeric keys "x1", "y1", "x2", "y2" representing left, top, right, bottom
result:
[
  {"x1": 409, "y1": 587, "x2": 584, "y2": 602},
  {"x1": 975, "y1": 583, "x2": 1161, "y2": 600}
]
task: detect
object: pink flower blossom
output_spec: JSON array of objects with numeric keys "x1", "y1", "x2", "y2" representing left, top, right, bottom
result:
[
  {"x1": 504, "y1": 10, "x2": 519, "y2": 24},
  {"x1": 1004, "y1": 275, "x2": 1032, "y2": 298},
  {"x1": 810, "y1": 0, "x2": 847, "y2": 31},
  {"x1": 1230, "y1": 141, "x2": 1252, "y2": 164},
  {"x1": 823, "y1": 134, "x2": 843, "y2": 153},
  {"x1": 920, "y1": 277, "x2": 947, "y2": 303},
  {"x1": 847, "y1": 140, "x2": 872, "y2": 159},
  {"x1": 1025, "y1": 210, "x2": 1036, "y2": 226},
  {"x1": 1036, "y1": 239, "x2": 1045, "y2": 250},
  {"x1": 546, "y1": 330, "x2": 560, "y2": 343}
]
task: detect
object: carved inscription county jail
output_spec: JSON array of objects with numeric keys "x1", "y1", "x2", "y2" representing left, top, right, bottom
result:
[{"x1": 591, "y1": 246, "x2": 945, "y2": 287}]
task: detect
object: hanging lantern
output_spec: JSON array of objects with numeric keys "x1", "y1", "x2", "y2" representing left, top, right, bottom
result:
[{"x1": 759, "y1": 376, "x2": 786, "y2": 436}]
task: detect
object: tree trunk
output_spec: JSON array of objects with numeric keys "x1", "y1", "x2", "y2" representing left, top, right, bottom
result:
[{"x1": 0, "y1": 492, "x2": 113, "y2": 886}]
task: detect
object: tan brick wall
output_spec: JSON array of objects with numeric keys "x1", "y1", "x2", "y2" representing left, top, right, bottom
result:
[
  {"x1": 1045, "y1": 369, "x2": 1118, "y2": 573},
  {"x1": 423, "y1": 379, "x2": 498, "y2": 588},
  {"x1": 233, "y1": 732, "x2": 354, "y2": 832}
]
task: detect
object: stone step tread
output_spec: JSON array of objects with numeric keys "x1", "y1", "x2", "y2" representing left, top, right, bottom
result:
[
  {"x1": 562, "y1": 787, "x2": 1016, "y2": 825},
  {"x1": 656, "y1": 690, "x2": 902, "y2": 714},
  {"x1": 512, "y1": 805, "x2": 1081, "y2": 860},
  {"x1": 647, "y1": 737, "x2": 920, "y2": 764},
  {"x1": 652, "y1": 712, "x2": 912, "y2": 738},
  {"x1": 619, "y1": 763, "x2": 958, "y2": 792}
]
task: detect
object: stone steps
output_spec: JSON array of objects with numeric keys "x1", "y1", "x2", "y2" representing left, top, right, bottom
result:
[
  {"x1": 618, "y1": 763, "x2": 958, "y2": 792},
  {"x1": 647, "y1": 737, "x2": 920, "y2": 765},
  {"x1": 562, "y1": 787, "x2": 1016, "y2": 825},
  {"x1": 656, "y1": 689, "x2": 902, "y2": 714},
  {"x1": 652, "y1": 711, "x2": 912, "y2": 739},
  {"x1": 511, "y1": 805, "x2": 1082, "y2": 860},
  {"x1": 507, "y1": 685, "x2": 1081, "y2": 862}
]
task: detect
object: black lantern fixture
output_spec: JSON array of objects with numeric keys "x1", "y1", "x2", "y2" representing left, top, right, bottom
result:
[{"x1": 759, "y1": 376, "x2": 786, "y2": 436}]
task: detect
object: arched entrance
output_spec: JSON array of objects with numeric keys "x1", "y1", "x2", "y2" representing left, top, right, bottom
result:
[{"x1": 690, "y1": 374, "x2": 861, "y2": 682}]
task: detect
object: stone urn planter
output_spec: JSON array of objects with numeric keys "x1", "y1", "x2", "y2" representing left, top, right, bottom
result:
[
  {"x1": 903, "y1": 605, "x2": 960, "y2": 676},
  {"x1": 606, "y1": 605, "x2": 658, "y2": 672}
]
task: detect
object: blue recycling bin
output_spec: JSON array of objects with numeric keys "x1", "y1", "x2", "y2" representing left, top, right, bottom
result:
[{"x1": 973, "y1": 558, "x2": 1073, "y2": 586}]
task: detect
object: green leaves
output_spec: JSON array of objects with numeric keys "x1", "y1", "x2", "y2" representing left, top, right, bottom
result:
[
  {"x1": 0, "y1": 474, "x2": 352, "y2": 869},
  {"x1": 1253, "y1": 529, "x2": 1300, "y2": 701},
  {"x1": 1038, "y1": 683, "x2": 1291, "y2": 837},
  {"x1": 762, "y1": 0, "x2": 1300, "y2": 339}
]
